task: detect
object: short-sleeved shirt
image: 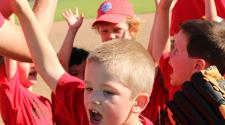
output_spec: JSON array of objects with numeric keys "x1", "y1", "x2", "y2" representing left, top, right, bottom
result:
[
  {"x1": 0, "y1": 64, "x2": 53, "y2": 125},
  {"x1": 0, "y1": 0, "x2": 13, "y2": 18},
  {"x1": 170, "y1": 0, "x2": 225, "y2": 36},
  {"x1": 55, "y1": 73, "x2": 153, "y2": 125},
  {"x1": 0, "y1": 13, "x2": 4, "y2": 27},
  {"x1": 0, "y1": 0, "x2": 13, "y2": 28},
  {"x1": 141, "y1": 53, "x2": 180, "y2": 125}
]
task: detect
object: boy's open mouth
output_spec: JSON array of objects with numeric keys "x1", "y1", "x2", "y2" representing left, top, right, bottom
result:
[
  {"x1": 89, "y1": 109, "x2": 102, "y2": 124},
  {"x1": 28, "y1": 70, "x2": 37, "y2": 80}
]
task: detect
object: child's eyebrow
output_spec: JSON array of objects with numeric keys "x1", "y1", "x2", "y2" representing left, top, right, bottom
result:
[
  {"x1": 83, "y1": 80, "x2": 91, "y2": 85},
  {"x1": 101, "y1": 82, "x2": 120, "y2": 92}
]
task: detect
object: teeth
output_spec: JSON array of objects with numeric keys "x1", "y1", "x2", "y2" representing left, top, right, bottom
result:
[
  {"x1": 89, "y1": 109, "x2": 102, "y2": 123},
  {"x1": 91, "y1": 110, "x2": 98, "y2": 113}
]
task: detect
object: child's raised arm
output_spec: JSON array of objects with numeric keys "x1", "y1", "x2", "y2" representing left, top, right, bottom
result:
[
  {"x1": 58, "y1": 8, "x2": 83, "y2": 72},
  {"x1": 0, "y1": 0, "x2": 57, "y2": 62},
  {"x1": 204, "y1": 0, "x2": 220, "y2": 21},
  {"x1": 11, "y1": 0, "x2": 65, "y2": 91},
  {"x1": 148, "y1": 0, "x2": 175, "y2": 65}
]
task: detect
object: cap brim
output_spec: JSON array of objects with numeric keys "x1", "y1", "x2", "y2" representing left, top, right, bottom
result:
[{"x1": 92, "y1": 14, "x2": 126, "y2": 27}]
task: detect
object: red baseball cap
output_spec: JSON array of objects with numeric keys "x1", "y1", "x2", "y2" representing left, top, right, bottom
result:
[{"x1": 92, "y1": 0, "x2": 135, "y2": 27}]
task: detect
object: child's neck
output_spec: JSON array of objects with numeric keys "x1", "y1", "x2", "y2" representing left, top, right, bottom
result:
[{"x1": 123, "y1": 114, "x2": 143, "y2": 125}]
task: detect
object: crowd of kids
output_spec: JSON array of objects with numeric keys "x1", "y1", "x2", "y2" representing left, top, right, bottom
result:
[{"x1": 0, "y1": 0, "x2": 225, "y2": 125}]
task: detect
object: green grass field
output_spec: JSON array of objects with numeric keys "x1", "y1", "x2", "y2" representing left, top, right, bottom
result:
[{"x1": 54, "y1": 0, "x2": 155, "y2": 21}]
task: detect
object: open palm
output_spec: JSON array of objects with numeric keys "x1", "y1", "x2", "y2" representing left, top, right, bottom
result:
[{"x1": 62, "y1": 8, "x2": 84, "y2": 30}]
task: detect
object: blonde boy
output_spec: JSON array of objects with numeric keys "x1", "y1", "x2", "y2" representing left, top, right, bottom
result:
[{"x1": 10, "y1": 0, "x2": 155, "y2": 125}]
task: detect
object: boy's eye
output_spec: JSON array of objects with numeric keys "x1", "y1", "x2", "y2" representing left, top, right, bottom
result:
[
  {"x1": 100, "y1": 29, "x2": 109, "y2": 34},
  {"x1": 103, "y1": 90, "x2": 114, "y2": 96},
  {"x1": 85, "y1": 87, "x2": 93, "y2": 92},
  {"x1": 113, "y1": 28, "x2": 123, "y2": 33}
]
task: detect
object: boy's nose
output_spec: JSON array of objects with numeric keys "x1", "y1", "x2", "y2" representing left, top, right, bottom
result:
[
  {"x1": 89, "y1": 91, "x2": 102, "y2": 105},
  {"x1": 109, "y1": 33, "x2": 116, "y2": 39}
]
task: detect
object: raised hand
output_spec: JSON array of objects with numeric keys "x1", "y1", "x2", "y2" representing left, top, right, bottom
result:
[{"x1": 62, "y1": 8, "x2": 84, "y2": 30}]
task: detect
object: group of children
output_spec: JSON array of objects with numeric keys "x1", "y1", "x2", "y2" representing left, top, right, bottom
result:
[{"x1": 0, "y1": 0, "x2": 225, "y2": 125}]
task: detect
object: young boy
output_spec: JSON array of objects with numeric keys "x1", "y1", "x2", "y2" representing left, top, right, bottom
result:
[
  {"x1": 11, "y1": 0, "x2": 156, "y2": 125},
  {"x1": 0, "y1": 2, "x2": 56, "y2": 124},
  {"x1": 144, "y1": 0, "x2": 224, "y2": 124},
  {"x1": 0, "y1": 58, "x2": 53, "y2": 125},
  {"x1": 92, "y1": 0, "x2": 141, "y2": 42}
]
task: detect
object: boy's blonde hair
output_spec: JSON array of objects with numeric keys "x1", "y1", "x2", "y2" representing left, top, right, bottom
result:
[
  {"x1": 92, "y1": 16, "x2": 142, "y2": 40},
  {"x1": 87, "y1": 39, "x2": 155, "y2": 98}
]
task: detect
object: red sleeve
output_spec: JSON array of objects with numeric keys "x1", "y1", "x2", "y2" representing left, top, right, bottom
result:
[
  {"x1": 0, "y1": 0, "x2": 13, "y2": 18},
  {"x1": 0, "y1": 13, "x2": 5, "y2": 28},
  {"x1": 56, "y1": 73, "x2": 88, "y2": 125}
]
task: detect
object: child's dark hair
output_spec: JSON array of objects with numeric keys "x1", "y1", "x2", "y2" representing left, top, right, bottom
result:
[
  {"x1": 69, "y1": 47, "x2": 89, "y2": 67},
  {"x1": 181, "y1": 19, "x2": 225, "y2": 74}
]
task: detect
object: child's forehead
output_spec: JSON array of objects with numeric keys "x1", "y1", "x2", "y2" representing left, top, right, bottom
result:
[
  {"x1": 98, "y1": 19, "x2": 127, "y2": 27},
  {"x1": 84, "y1": 79, "x2": 129, "y2": 91}
]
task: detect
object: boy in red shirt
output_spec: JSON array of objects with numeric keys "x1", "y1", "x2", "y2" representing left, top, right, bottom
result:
[
  {"x1": 144, "y1": 0, "x2": 224, "y2": 124},
  {"x1": 11, "y1": 0, "x2": 156, "y2": 125},
  {"x1": 0, "y1": 0, "x2": 57, "y2": 124},
  {"x1": 0, "y1": 59, "x2": 53, "y2": 125},
  {"x1": 53, "y1": 1, "x2": 143, "y2": 123}
]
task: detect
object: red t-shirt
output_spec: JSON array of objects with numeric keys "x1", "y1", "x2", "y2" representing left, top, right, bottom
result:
[
  {"x1": 55, "y1": 73, "x2": 153, "y2": 125},
  {"x1": 0, "y1": 0, "x2": 13, "y2": 28},
  {"x1": 0, "y1": 13, "x2": 4, "y2": 27},
  {"x1": 0, "y1": 64, "x2": 53, "y2": 125},
  {"x1": 141, "y1": 53, "x2": 180, "y2": 125},
  {"x1": 0, "y1": 0, "x2": 13, "y2": 18},
  {"x1": 170, "y1": 0, "x2": 225, "y2": 36}
]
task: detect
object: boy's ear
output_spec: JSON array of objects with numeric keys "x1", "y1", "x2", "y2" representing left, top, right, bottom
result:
[
  {"x1": 132, "y1": 93, "x2": 149, "y2": 113},
  {"x1": 194, "y1": 59, "x2": 206, "y2": 72}
]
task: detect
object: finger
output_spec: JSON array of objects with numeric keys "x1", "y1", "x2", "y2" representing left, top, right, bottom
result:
[
  {"x1": 62, "y1": 10, "x2": 70, "y2": 18},
  {"x1": 80, "y1": 12, "x2": 85, "y2": 18},
  {"x1": 76, "y1": 8, "x2": 79, "y2": 16},
  {"x1": 62, "y1": 12, "x2": 68, "y2": 19},
  {"x1": 68, "y1": 9, "x2": 74, "y2": 16}
]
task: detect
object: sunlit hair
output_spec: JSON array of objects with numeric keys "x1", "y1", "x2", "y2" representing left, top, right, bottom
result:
[
  {"x1": 87, "y1": 39, "x2": 155, "y2": 98},
  {"x1": 92, "y1": 16, "x2": 142, "y2": 40}
]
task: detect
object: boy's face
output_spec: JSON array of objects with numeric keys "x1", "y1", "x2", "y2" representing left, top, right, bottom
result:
[
  {"x1": 17, "y1": 62, "x2": 37, "y2": 88},
  {"x1": 69, "y1": 60, "x2": 86, "y2": 80},
  {"x1": 84, "y1": 62, "x2": 138, "y2": 125},
  {"x1": 98, "y1": 20, "x2": 132, "y2": 42},
  {"x1": 169, "y1": 31, "x2": 196, "y2": 86}
]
